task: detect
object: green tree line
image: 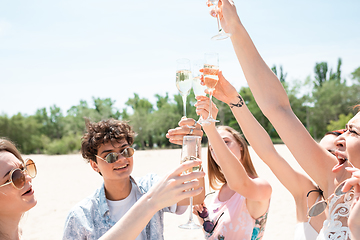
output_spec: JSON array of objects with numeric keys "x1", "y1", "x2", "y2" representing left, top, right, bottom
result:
[{"x1": 1, "y1": 59, "x2": 360, "y2": 154}]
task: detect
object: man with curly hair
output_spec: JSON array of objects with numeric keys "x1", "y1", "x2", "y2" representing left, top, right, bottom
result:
[{"x1": 62, "y1": 118, "x2": 203, "y2": 240}]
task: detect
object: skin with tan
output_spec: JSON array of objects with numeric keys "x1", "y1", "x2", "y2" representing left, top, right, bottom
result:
[
  {"x1": 0, "y1": 151, "x2": 36, "y2": 240},
  {"x1": 212, "y1": 0, "x2": 360, "y2": 237}
]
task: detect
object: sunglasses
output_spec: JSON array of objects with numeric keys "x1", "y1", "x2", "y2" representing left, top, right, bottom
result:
[
  {"x1": 96, "y1": 147, "x2": 135, "y2": 164},
  {"x1": 197, "y1": 207, "x2": 224, "y2": 233},
  {"x1": 307, "y1": 181, "x2": 353, "y2": 217},
  {"x1": 0, "y1": 159, "x2": 37, "y2": 190}
]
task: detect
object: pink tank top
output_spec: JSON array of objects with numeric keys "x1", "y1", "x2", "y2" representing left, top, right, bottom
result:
[{"x1": 205, "y1": 191, "x2": 268, "y2": 240}]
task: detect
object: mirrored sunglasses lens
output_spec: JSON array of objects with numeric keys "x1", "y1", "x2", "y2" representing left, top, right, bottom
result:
[
  {"x1": 12, "y1": 169, "x2": 25, "y2": 189},
  {"x1": 122, "y1": 148, "x2": 134, "y2": 158},
  {"x1": 334, "y1": 181, "x2": 351, "y2": 196},
  {"x1": 308, "y1": 201, "x2": 327, "y2": 217},
  {"x1": 26, "y1": 159, "x2": 37, "y2": 178},
  {"x1": 106, "y1": 153, "x2": 118, "y2": 163}
]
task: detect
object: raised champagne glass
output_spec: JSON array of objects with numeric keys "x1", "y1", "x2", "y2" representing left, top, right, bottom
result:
[
  {"x1": 192, "y1": 59, "x2": 207, "y2": 124},
  {"x1": 179, "y1": 135, "x2": 202, "y2": 229},
  {"x1": 209, "y1": 0, "x2": 231, "y2": 40},
  {"x1": 176, "y1": 58, "x2": 193, "y2": 117},
  {"x1": 201, "y1": 53, "x2": 220, "y2": 125}
]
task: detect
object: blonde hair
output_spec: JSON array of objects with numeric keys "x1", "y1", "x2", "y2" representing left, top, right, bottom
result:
[{"x1": 207, "y1": 126, "x2": 258, "y2": 190}]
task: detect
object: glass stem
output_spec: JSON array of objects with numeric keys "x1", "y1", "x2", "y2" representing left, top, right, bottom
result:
[
  {"x1": 182, "y1": 94, "x2": 187, "y2": 117},
  {"x1": 189, "y1": 196, "x2": 194, "y2": 223},
  {"x1": 209, "y1": 91, "x2": 213, "y2": 119},
  {"x1": 216, "y1": 7, "x2": 221, "y2": 32}
]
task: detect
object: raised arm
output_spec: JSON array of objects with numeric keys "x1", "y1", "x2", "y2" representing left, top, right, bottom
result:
[
  {"x1": 210, "y1": 72, "x2": 317, "y2": 201},
  {"x1": 215, "y1": 0, "x2": 337, "y2": 193},
  {"x1": 99, "y1": 160, "x2": 205, "y2": 240},
  {"x1": 195, "y1": 96, "x2": 271, "y2": 203}
]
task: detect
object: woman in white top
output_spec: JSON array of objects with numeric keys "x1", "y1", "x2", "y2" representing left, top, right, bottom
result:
[{"x1": 211, "y1": 0, "x2": 360, "y2": 238}]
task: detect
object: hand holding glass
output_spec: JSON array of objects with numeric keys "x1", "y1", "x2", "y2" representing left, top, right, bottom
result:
[
  {"x1": 208, "y1": 0, "x2": 231, "y2": 40},
  {"x1": 201, "y1": 53, "x2": 220, "y2": 125}
]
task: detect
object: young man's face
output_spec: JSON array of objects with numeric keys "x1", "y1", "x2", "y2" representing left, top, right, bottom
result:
[{"x1": 91, "y1": 139, "x2": 134, "y2": 182}]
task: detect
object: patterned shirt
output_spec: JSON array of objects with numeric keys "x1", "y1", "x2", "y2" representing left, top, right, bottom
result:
[{"x1": 62, "y1": 174, "x2": 174, "y2": 240}]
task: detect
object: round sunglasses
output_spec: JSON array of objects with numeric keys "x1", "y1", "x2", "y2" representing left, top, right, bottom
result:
[
  {"x1": 95, "y1": 147, "x2": 135, "y2": 164},
  {"x1": 197, "y1": 206, "x2": 224, "y2": 234},
  {"x1": 307, "y1": 180, "x2": 353, "y2": 217},
  {"x1": 0, "y1": 159, "x2": 37, "y2": 190}
]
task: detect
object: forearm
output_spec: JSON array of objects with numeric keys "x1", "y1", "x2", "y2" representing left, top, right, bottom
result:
[
  {"x1": 229, "y1": 23, "x2": 290, "y2": 115},
  {"x1": 203, "y1": 124, "x2": 252, "y2": 191},
  {"x1": 99, "y1": 194, "x2": 158, "y2": 240},
  {"x1": 228, "y1": 95, "x2": 275, "y2": 158},
  {"x1": 229, "y1": 95, "x2": 315, "y2": 197},
  {"x1": 229, "y1": 21, "x2": 334, "y2": 188}
]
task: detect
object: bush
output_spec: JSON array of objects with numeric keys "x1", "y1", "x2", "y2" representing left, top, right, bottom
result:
[{"x1": 44, "y1": 134, "x2": 82, "y2": 155}]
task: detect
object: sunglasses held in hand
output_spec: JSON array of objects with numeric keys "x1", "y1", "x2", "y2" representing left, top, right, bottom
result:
[
  {"x1": 96, "y1": 147, "x2": 135, "y2": 164},
  {"x1": 0, "y1": 159, "x2": 37, "y2": 190}
]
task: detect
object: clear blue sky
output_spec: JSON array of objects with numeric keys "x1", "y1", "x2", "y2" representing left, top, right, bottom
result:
[{"x1": 1, "y1": 0, "x2": 359, "y2": 117}]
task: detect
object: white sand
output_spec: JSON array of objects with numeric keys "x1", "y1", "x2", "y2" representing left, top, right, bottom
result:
[{"x1": 22, "y1": 144, "x2": 307, "y2": 239}]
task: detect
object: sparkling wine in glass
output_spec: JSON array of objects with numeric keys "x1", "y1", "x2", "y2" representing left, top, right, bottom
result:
[
  {"x1": 179, "y1": 135, "x2": 202, "y2": 230},
  {"x1": 192, "y1": 59, "x2": 207, "y2": 124},
  {"x1": 176, "y1": 59, "x2": 193, "y2": 117},
  {"x1": 209, "y1": 0, "x2": 231, "y2": 40},
  {"x1": 201, "y1": 53, "x2": 220, "y2": 125}
]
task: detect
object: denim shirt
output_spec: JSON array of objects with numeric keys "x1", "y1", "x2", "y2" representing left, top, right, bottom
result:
[{"x1": 62, "y1": 173, "x2": 173, "y2": 240}]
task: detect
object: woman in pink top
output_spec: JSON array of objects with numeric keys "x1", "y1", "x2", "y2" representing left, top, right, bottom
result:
[{"x1": 193, "y1": 98, "x2": 272, "y2": 239}]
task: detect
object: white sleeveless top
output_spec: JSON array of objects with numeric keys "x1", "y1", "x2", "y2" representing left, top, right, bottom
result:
[
  {"x1": 294, "y1": 222, "x2": 318, "y2": 240},
  {"x1": 316, "y1": 190, "x2": 355, "y2": 240}
]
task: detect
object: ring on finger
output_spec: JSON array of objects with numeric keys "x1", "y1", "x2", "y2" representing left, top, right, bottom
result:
[
  {"x1": 189, "y1": 128, "x2": 194, "y2": 135},
  {"x1": 193, "y1": 121, "x2": 198, "y2": 128}
]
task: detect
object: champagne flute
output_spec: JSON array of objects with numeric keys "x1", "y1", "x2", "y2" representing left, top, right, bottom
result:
[
  {"x1": 209, "y1": 0, "x2": 231, "y2": 40},
  {"x1": 179, "y1": 135, "x2": 202, "y2": 230},
  {"x1": 201, "y1": 53, "x2": 220, "y2": 125},
  {"x1": 192, "y1": 59, "x2": 208, "y2": 124},
  {"x1": 176, "y1": 59, "x2": 193, "y2": 117}
]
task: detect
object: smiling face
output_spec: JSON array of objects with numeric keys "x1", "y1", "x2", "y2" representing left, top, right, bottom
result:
[
  {"x1": 90, "y1": 139, "x2": 134, "y2": 184},
  {"x1": 0, "y1": 151, "x2": 37, "y2": 217},
  {"x1": 319, "y1": 133, "x2": 339, "y2": 155},
  {"x1": 333, "y1": 112, "x2": 360, "y2": 172}
]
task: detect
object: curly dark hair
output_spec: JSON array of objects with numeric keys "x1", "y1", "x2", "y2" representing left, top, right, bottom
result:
[{"x1": 81, "y1": 118, "x2": 135, "y2": 163}]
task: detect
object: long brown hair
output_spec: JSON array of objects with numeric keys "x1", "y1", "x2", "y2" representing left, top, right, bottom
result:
[
  {"x1": 0, "y1": 138, "x2": 23, "y2": 162},
  {"x1": 207, "y1": 126, "x2": 258, "y2": 190}
]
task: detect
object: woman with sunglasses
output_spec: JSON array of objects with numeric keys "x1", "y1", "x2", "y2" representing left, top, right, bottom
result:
[
  {"x1": 0, "y1": 138, "x2": 37, "y2": 240},
  {"x1": 190, "y1": 101, "x2": 272, "y2": 239},
  {"x1": 210, "y1": 0, "x2": 360, "y2": 238},
  {"x1": 62, "y1": 118, "x2": 204, "y2": 240}
]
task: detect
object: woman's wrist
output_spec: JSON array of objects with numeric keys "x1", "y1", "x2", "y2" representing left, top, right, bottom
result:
[{"x1": 227, "y1": 95, "x2": 244, "y2": 109}]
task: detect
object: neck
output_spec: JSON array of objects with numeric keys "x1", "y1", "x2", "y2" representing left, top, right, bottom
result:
[
  {"x1": 218, "y1": 183, "x2": 235, "y2": 202},
  {"x1": 104, "y1": 177, "x2": 132, "y2": 201},
  {"x1": 0, "y1": 214, "x2": 22, "y2": 240}
]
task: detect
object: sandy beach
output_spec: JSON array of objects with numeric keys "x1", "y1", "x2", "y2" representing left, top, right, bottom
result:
[{"x1": 21, "y1": 144, "x2": 306, "y2": 239}]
